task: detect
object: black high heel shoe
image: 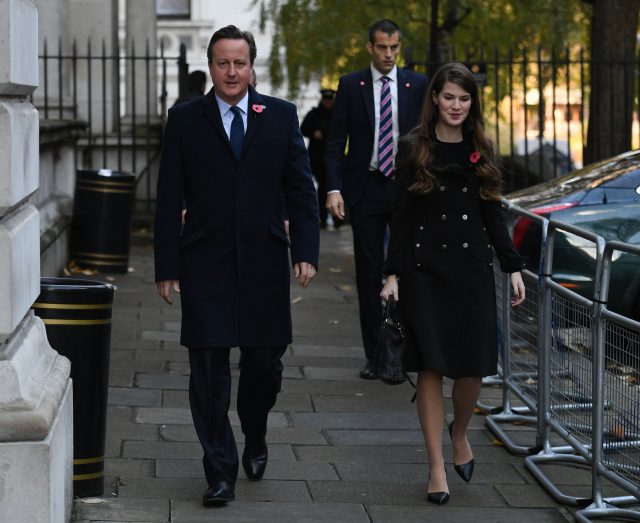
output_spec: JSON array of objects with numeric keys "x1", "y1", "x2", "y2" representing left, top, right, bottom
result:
[
  {"x1": 427, "y1": 472, "x2": 450, "y2": 505},
  {"x1": 448, "y1": 420, "x2": 474, "y2": 483}
]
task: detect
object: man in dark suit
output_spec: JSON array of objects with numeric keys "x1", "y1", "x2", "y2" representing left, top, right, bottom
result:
[
  {"x1": 325, "y1": 19, "x2": 427, "y2": 378},
  {"x1": 154, "y1": 25, "x2": 319, "y2": 507},
  {"x1": 301, "y1": 88, "x2": 339, "y2": 229}
]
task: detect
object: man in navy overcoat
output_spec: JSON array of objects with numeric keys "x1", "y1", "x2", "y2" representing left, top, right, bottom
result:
[
  {"x1": 324, "y1": 19, "x2": 427, "y2": 378},
  {"x1": 154, "y1": 25, "x2": 320, "y2": 506}
]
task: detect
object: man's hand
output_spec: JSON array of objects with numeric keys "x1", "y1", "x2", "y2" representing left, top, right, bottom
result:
[
  {"x1": 294, "y1": 262, "x2": 316, "y2": 288},
  {"x1": 157, "y1": 279, "x2": 181, "y2": 305},
  {"x1": 326, "y1": 192, "x2": 345, "y2": 219}
]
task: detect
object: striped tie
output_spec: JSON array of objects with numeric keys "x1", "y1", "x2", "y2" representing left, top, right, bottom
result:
[{"x1": 378, "y1": 76, "x2": 394, "y2": 177}]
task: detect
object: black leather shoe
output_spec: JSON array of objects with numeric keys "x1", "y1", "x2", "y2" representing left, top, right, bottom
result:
[
  {"x1": 242, "y1": 440, "x2": 268, "y2": 481},
  {"x1": 202, "y1": 481, "x2": 235, "y2": 506},
  {"x1": 427, "y1": 473, "x2": 450, "y2": 505},
  {"x1": 427, "y1": 491, "x2": 450, "y2": 505},
  {"x1": 359, "y1": 359, "x2": 376, "y2": 379},
  {"x1": 448, "y1": 420, "x2": 474, "y2": 483}
]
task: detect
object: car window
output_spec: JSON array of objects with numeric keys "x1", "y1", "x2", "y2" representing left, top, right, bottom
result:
[
  {"x1": 598, "y1": 169, "x2": 640, "y2": 189},
  {"x1": 581, "y1": 187, "x2": 640, "y2": 205}
]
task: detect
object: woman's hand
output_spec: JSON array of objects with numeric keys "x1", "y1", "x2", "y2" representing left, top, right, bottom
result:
[
  {"x1": 380, "y1": 274, "x2": 399, "y2": 302},
  {"x1": 511, "y1": 272, "x2": 525, "y2": 307}
]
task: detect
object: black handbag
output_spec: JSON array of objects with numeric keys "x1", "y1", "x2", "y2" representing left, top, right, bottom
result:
[{"x1": 374, "y1": 296, "x2": 407, "y2": 385}]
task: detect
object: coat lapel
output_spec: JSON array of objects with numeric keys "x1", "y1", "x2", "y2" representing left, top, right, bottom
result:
[
  {"x1": 202, "y1": 89, "x2": 231, "y2": 149},
  {"x1": 359, "y1": 69, "x2": 375, "y2": 133},
  {"x1": 397, "y1": 68, "x2": 410, "y2": 135},
  {"x1": 242, "y1": 87, "x2": 264, "y2": 156}
]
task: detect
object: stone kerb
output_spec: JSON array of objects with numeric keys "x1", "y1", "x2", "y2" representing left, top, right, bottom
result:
[{"x1": 0, "y1": 0, "x2": 39, "y2": 96}]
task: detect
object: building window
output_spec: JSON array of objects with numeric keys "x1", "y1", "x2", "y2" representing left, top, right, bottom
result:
[{"x1": 156, "y1": 0, "x2": 190, "y2": 19}]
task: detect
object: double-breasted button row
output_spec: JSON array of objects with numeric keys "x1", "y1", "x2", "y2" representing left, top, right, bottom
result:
[{"x1": 440, "y1": 214, "x2": 469, "y2": 221}]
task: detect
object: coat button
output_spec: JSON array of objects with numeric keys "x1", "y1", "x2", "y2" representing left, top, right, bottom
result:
[
  {"x1": 463, "y1": 242, "x2": 469, "y2": 248},
  {"x1": 441, "y1": 214, "x2": 447, "y2": 220},
  {"x1": 441, "y1": 244, "x2": 447, "y2": 250},
  {"x1": 440, "y1": 186, "x2": 445, "y2": 191},
  {"x1": 416, "y1": 262, "x2": 421, "y2": 267},
  {"x1": 489, "y1": 262, "x2": 493, "y2": 266},
  {"x1": 462, "y1": 187, "x2": 468, "y2": 193},
  {"x1": 416, "y1": 243, "x2": 421, "y2": 248},
  {"x1": 462, "y1": 214, "x2": 468, "y2": 220},
  {"x1": 487, "y1": 243, "x2": 491, "y2": 248},
  {"x1": 419, "y1": 225, "x2": 424, "y2": 230}
]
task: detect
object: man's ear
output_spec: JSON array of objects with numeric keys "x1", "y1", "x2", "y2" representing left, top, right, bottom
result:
[{"x1": 366, "y1": 41, "x2": 373, "y2": 55}]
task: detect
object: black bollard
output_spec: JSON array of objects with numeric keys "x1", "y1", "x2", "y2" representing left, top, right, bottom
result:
[
  {"x1": 32, "y1": 277, "x2": 115, "y2": 498},
  {"x1": 70, "y1": 169, "x2": 135, "y2": 273}
]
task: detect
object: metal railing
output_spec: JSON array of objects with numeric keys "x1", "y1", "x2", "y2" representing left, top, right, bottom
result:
[
  {"x1": 485, "y1": 202, "x2": 640, "y2": 520},
  {"x1": 33, "y1": 40, "x2": 189, "y2": 207},
  {"x1": 406, "y1": 47, "x2": 640, "y2": 192}
]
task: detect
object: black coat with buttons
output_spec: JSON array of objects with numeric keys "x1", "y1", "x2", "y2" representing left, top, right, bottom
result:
[{"x1": 384, "y1": 138, "x2": 524, "y2": 378}]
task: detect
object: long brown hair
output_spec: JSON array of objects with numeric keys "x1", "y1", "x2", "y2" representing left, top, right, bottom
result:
[{"x1": 402, "y1": 62, "x2": 502, "y2": 200}]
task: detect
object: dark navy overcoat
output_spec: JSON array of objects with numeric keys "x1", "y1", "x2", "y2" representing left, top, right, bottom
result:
[{"x1": 154, "y1": 88, "x2": 320, "y2": 348}]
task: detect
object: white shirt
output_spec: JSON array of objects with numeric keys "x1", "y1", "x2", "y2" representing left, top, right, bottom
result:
[
  {"x1": 215, "y1": 91, "x2": 249, "y2": 138},
  {"x1": 369, "y1": 64, "x2": 399, "y2": 170}
]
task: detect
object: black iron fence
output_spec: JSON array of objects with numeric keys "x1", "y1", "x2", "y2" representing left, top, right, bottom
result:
[
  {"x1": 33, "y1": 40, "x2": 189, "y2": 207},
  {"x1": 406, "y1": 46, "x2": 640, "y2": 193},
  {"x1": 35, "y1": 42, "x2": 640, "y2": 199}
]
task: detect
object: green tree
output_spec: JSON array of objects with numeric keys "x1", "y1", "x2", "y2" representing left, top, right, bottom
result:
[{"x1": 258, "y1": 0, "x2": 589, "y2": 97}]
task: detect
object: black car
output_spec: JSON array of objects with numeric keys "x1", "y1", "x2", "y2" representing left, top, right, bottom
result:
[{"x1": 507, "y1": 150, "x2": 640, "y2": 320}]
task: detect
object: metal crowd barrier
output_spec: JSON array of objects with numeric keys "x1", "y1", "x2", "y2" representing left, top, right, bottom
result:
[
  {"x1": 482, "y1": 204, "x2": 640, "y2": 519},
  {"x1": 482, "y1": 205, "x2": 548, "y2": 455},
  {"x1": 575, "y1": 241, "x2": 640, "y2": 521}
]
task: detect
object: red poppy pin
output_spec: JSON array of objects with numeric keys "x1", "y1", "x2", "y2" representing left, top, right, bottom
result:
[
  {"x1": 469, "y1": 150, "x2": 481, "y2": 164},
  {"x1": 252, "y1": 104, "x2": 266, "y2": 114}
]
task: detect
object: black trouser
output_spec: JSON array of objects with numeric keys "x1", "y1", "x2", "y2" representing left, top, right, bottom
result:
[
  {"x1": 187, "y1": 345, "x2": 287, "y2": 484},
  {"x1": 349, "y1": 174, "x2": 396, "y2": 359}
]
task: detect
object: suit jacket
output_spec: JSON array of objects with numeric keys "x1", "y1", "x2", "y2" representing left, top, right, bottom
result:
[
  {"x1": 154, "y1": 87, "x2": 320, "y2": 348},
  {"x1": 324, "y1": 67, "x2": 428, "y2": 207}
]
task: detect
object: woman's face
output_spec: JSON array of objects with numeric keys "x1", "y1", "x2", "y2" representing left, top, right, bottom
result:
[{"x1": 433, "y1": 81, "x2": 472, "y2": 130}]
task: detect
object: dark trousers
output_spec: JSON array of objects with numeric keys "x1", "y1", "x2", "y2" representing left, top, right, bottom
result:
[
  {"x1": 350, "y1": 174, "x2": 396, "y2": 359},
  {"x1": 188, "y1": 345, "x2": 287, "y2": 484}
]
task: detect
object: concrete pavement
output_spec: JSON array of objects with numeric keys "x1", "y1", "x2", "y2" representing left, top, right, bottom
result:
[{"x1": 71, "y1": 228, "x2": 588, "y2": 522}]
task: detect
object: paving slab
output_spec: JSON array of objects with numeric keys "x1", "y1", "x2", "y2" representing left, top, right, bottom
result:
[
  {"x1": 308, "y1": 480, "x2": 506, "y2": 506},
  {"x1": 159, "y1": 424, "x2": 328, "y2": 445},
  {"x1": 105, "y1": 457, "x2": 155, "y2": 478},
  {"x1": 73, "y1": 498, "x2": 170, "y2": 522},
  {"x1": 171, "y1": 501, "x2": 369, "y2": 522},
  {"x1": 156, "y1": 458, "x2": 339, "y2": 480},
  {"x1": 123, "y1": 440, "x2": 296, "y2": 462},
  {"x1": 134, "y1": 408, "x2": 289, "y2": 427},
  {"x1": 108, "y1": 386, "x2": 162, "y2": 407},
  {"x1": 368, "y1": 505, "x2": 570, "y2": 523}
]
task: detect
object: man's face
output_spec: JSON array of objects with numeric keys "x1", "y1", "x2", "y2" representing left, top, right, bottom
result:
[
  {"x1": 208, "y1": 38, "x2": 252, "y2": 105},
  {"x1": 366, "y1": 31, "x2": 400, "y2": 75}
]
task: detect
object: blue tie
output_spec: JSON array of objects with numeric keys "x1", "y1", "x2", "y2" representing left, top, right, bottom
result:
[
  {"x1": 229, "y1": 106, "x2": 244, "y2": 159},
  {"x1": 378, "y1": 76, "x2": 394, "y2": 177}
]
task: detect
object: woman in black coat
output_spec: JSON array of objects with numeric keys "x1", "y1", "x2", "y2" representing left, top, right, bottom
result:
[{"x1": 381, "y1": 63, "x2": 526, "y2": 505}]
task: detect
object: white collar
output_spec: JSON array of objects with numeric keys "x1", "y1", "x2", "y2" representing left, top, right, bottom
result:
[
  {"x1": 370, "y1": 64, "x2": 398, "y2": 83},
  {"x1": 215, "y1": 90, "x2": 250, "y2": 116}
]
